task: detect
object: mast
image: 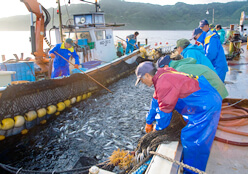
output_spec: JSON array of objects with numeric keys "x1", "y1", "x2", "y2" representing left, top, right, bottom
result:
[
  {"x1": 95, "y1": 0, "x2": 98, "y2": 12},
  {"x1": 57, "y1": 0, "x2": 63, "y2": 41}
]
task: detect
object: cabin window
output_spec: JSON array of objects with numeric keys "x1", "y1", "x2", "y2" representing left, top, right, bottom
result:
[
  {"x1": 63, "y1": 31, "x2": 92, "y2": 43},
  {"x1": 77, "y1": 31, "x2": 92, "y2": 43},
  {"x1": 95, "y1": 30, "x2": 106, "y2": 40},
  {"x1": 95, "y1": 15, "x2": 104, "y2": 24}
]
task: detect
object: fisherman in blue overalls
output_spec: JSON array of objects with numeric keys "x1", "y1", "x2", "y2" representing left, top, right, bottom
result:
[
  {"x1": 193, "y1": 20, "x2": 228, "y2": 82},
  {"x1": 49, "y1": 38, "x2": 80, "y2": 78},
  {"x1": 125, "y1": 31, "x2": 139, "y2": 54}
]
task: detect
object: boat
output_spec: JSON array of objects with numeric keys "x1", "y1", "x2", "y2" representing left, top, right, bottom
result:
[
  {"x1": 99, "y1": 41, "x2": 248, "y2": 174},
  {"x1": 0, "y1": 0, "x2": 155, "y2": 141}
]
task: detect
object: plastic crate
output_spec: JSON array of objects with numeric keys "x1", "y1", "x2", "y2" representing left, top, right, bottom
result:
[
  {"x1": 71, "y1": 68, "x2": 88, "y2": 74},
  {"x1": 81, "y1": 61, "x2": 101, "y2": 69},
  {"x1": 78, "y1": 39, "x2": 88, "y2": 46},
  {"x1": 87, "y1": 42, "x2": 95, "y2": 49},
  {"x1": 0, "y1": 62, "x2": 35, "y2": 81}
]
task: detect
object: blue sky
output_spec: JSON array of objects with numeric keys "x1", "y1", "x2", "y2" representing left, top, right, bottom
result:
[{"x1": 0, "y1": 0, "x2": 245, "y2": 18}]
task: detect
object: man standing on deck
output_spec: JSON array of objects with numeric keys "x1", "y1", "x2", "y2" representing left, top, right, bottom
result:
[
  {"x1": 193, "y1": 20, "x2": 228, "y2": 82},
  {"x1": 176, "y1": 38, "x2": 216, "y2": 73},
  {"x1": 125, "y1": 31, "x2": 139, "y2": 54},
  {"x1": 49, "y1": 38, "x2": 80, "y2": 78},
  {"x1": 215, "y1": 24, "x2": 226, "y2": 44},
  {"x1": 135, "y1": 61, "x2": 222, "y2": 174}
]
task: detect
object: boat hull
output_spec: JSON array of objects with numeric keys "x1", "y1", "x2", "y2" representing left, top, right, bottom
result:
[{"x1": 0, "y1": 46, "x2": 149, "y2": 140}]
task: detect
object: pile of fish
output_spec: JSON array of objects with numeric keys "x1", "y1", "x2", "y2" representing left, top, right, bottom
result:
[{"x1": 0, "y1": 74, "x2": 155, "y2": 173}]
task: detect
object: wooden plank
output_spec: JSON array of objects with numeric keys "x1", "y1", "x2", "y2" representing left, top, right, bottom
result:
[{"x1": 145, "y1": 142, "x2": 179, "y2": 174}]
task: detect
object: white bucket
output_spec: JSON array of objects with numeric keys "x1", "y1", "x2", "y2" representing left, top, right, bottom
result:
[{"x1": 0, "y1": 71, "x2": 16, "y2": 86}]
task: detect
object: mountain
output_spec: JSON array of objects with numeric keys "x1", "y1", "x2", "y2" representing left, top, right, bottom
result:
[{"x1": 0, "y1": 0, "x2": 248, "y2": 31}]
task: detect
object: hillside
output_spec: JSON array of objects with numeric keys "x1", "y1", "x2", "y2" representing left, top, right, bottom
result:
[{"x1": 0, "y1": 0, "x2": 248, "y2": 31}]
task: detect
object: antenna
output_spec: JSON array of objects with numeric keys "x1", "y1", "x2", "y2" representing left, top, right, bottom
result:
[{"x1": 80, "y1": 0, "x2": 100, "y2": 12}]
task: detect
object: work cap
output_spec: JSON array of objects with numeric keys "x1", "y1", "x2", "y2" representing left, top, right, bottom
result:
[
  {"x1": 191, "y1": 27, "x2": 203, "y2": 40},
  {"x1": 176, "y1": 38, "x2": 190, "y2": 49},
  {"x1": 65, "y1": 38, "x2": 75, "y2": 46},
  {"x1": 135, "y1": 61, "x2": 155, "y2": 86},
  {"x1": 199, "y1": 19, "x2": 209, "y2": 28},
  {"x1": 209, "y1": 23, "x2": 215, "y2": 28},
  {"x1": 157, "y1": 55, "x2": 171, "y2": 68}
]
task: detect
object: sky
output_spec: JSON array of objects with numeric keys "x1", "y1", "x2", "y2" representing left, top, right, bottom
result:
[{"x1": 0, "y1": 0, "x2": 246, "y2": 18}]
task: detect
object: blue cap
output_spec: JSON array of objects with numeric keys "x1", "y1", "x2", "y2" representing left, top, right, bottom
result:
[
  {"x1": 199, "y1": 19, "x2": 209, "y2": 28},
  {"x1": 65, "y1": 38, "x2": 75, "y2": 46},
  {"x1": 191, "y1": 27, "x2": 203, "y2": 40},
  {"x1": 135, "y1": 61, "x2": 155, "y2": 86},
  {"x1": 157, "y1": 55, "x2": 171, "y2": 68}
]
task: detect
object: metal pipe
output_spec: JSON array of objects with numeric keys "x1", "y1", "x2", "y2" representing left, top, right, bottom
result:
[
  {"x1": 30, "y1": 11, "x2": 36, "y2": 55},
  {"x1": 212, "y1": 8, "x2": 214, "y2": 24}
]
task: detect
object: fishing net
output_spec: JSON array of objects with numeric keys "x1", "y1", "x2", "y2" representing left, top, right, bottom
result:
[
  {"x1": 0, "y1": 60, "x2": 136, "y2": 121},
  {"x1": 108, "y1": 110, "x2": 186, "y2": 174}
]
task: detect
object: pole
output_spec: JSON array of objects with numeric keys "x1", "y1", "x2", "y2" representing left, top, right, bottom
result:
[
  {"x1": 52, "y1": 50, "x2": 113, "y2": 94},
  {"x1": 95, "y1": 0, "x2": 98, "y2": 12},
  {"x1": 57, "y1": 0, "x2": 63, "y2": 41},
  {"x1": 212, "y1": 8, "x2": 214, "y2": 24}
]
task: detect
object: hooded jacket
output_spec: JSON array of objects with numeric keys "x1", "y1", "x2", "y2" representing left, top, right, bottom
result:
[
  {"x1": 181, "y1": 44, "x2": 216, "y2": 73},
  {"x1": 152, "y1": 67, "x2": 200, "y2": 113},
  {"x1": 217, "y1": 28, "x2": 226, "y2": 44},
  {"x1": 197, "y1": 30, "x2": 228, "y2": 75},
  {"x1": 169, "y1": 58, "x2": 228, "y2": 99},
  {"x1": 49, "y1": 42, "x2": 80, "y2": 68}
]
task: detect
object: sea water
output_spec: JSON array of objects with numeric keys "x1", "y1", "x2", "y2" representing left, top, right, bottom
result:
[{"x1": 0, "y1": 30, "x2": 193, "y2": 62}]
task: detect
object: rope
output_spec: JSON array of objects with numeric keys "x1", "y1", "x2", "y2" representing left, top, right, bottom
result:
[
  {"x1": 149, "y1": 151, "x2": 207, "y2": 174},
  {"x1": 221, "y1": 99, "x2": 246, "y2": 108}
]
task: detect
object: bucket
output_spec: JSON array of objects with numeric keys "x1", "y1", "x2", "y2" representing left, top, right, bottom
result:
[
  {"x1": 88, "y1": 42, "x2": 95, "y2": 49},
  {"x1": 81, "y1": 61, "x2": 101, "y2": 69},
  {"x1": 71, "y1": 68, "x2": 88, "y2": 74},
  {"x1": 0, "y1": 71, "x2": 16, "y2": 86}
]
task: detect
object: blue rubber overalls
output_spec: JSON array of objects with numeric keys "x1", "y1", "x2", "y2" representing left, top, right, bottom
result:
[
  {"x1": 125, "y1": 34, "x2": 137, "y2": 54},
  {"x1": 197, "y1": 31, "x2": 228, "y2": 82},
  {"x1": 49, "y1": 43, "x2": 79, "y2": 78},
  {"x1": 146, "y1": 76, "x2": 222, "y2": 173}
]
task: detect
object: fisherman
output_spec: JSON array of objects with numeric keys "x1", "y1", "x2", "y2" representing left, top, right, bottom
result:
[
  {"x1": 49, "y1": 38, "x2": 80, "y2": 78},
  {"x1": 135, "y1": 61, "x2": 222, "y2": 174},
  {"x1": 176, "y1": 38, "x2": 216, "y2": 73},
  {"x1": 125, "y1": 31, "x2": 139, "y2": 54},
  {"x1": 215, "y1": 24, "x2": 226, "y2": 44},
  {"x1": 156, "y1": 55, "x2": 228, "y2": 99},
  {"x1": 194, "y1": 20, "x2": 228, "y2": 82},
  {"x1": 209, "y1": 23, "x2": 215, "y2": 31}
]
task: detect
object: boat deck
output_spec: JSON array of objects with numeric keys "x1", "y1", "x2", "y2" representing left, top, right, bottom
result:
[
  {"x1": 206, "y1": 44, "x2": 248, "y2": 174},
  {"x1": 224, "y1": 44, "x2": 248, "y2": 99}
]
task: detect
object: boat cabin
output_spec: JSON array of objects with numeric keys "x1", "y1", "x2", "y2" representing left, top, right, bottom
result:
[{"x1": 55, "y1": 12, "x2": 124, "y2": 64}]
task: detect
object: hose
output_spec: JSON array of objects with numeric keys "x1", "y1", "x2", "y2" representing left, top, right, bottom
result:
[
  {"x1": 214, "y1": 102, "x2": 248, "y2": 146},
  {"x1": 41, "y1": 5, "x2": 51, "y2": 37},
  {"x1": 215, "y1": 136, "x2": 248, "y2": 146}
]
